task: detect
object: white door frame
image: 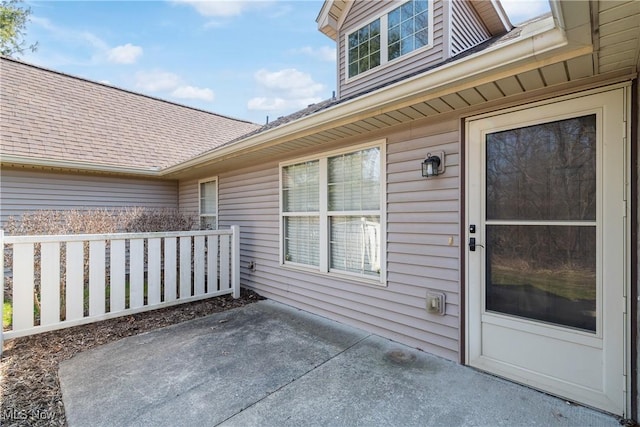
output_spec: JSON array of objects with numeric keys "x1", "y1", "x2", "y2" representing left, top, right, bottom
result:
[{"x1": 464, "y1": 84, "x2": 631, "y2": 416}]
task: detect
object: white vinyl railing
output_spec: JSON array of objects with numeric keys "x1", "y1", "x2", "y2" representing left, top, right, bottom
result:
[{"x1": 1, "y1": 227, "x2": 240, "y2": 353}]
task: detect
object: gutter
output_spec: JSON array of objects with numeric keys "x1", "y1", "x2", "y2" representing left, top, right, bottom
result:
[
  {"x1": 161, "y1": 16, "x2": 590, "y2": 177},
  {"x1": 1, "y1": 155, "x2": 162, "y2": 177}
]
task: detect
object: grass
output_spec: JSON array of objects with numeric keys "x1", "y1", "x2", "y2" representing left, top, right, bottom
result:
[
  {"x1": 491, "y1": 264, "x2": 596, "y2": 301},
  {"x1": 3, "y1": 301, "x2": 12, "y2": 329},
  {"x1": 3, "y1": 280, "x2": 162, "y2": 331}
]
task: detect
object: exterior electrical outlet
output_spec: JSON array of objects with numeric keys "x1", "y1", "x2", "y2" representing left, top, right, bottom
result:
[{"x1": 426, "y1": 291, "x2": 445, "y2": 316}]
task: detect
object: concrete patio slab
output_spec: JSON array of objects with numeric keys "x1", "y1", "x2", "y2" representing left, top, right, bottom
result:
[{"x1": 59, "y1": 300, "x2": 621, "y2": 427}]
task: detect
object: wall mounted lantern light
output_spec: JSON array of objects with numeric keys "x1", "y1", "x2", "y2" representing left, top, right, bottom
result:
[{"x1": 422, "y1": 152, "x2": 445, "y2": 177}]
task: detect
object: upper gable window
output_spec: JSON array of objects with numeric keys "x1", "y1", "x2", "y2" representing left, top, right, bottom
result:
[
  {"x1": 346, "y1": 0, "x2": 432, "y2": 80},
  {"x1": 348, "y1": 19, "x2": 381, "y2": 79},
  {"x1": 388, "y1": 0, "x2": 429, "y2": 60}
]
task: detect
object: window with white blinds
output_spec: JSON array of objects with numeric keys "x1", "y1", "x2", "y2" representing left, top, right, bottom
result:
[
  {"x1": 280, "y1": 144, "x2": 384, "y2": 282},
  {"x1": 199, "y1": 178, "x2": 217, "y2": 230},
  {"x1": 282, "y1": 161, "x2": 320, "y2": 266}
]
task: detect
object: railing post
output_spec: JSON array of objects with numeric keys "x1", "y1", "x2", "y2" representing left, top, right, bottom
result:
[
  {"x1": 231, "y1": 225, "x2": 240, "y2": 299},
  {"x1": 1, "y1": 230, "x2": 4, "y2": 357}
]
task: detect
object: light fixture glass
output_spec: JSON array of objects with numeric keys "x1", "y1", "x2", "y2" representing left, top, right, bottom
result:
[{"x1": 422, "y1": 153, "x2": 441, "y2": 177}]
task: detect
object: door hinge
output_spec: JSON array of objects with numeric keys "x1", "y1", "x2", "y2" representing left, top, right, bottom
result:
[
  {"x1": 623, "y1": 374, "x2": 627, "y2": 392},
  {"x1": 623, "y1": 200, "x2": 627, "y2": 218},
  {"x1": 623, "y1": 296, "x2": 627, "y2": 314}
]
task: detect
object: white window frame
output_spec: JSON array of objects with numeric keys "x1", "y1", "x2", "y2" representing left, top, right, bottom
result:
[
  {"x1": 344, "y1": 0, "x2": 434, "y2": 83},
  {"x1": 279, "y1": 140, "x2": 387, "y2": 286},
  {"x1": 198, "y1": 177, "x2": 218, "y2": 230}
]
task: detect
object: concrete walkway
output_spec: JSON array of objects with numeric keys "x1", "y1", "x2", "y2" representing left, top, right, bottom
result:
[{"x1": 59, "y1": 300, "x2": 621, "y2": 427}]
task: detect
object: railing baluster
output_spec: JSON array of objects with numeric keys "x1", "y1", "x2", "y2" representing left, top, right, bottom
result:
[
  {"x1": 110, "y1": 239, "x2": 126, "y2": 312},
  {"x1": 179, "y1": 236, "x2": 191, "y2": 299},
  {"x1": 40, "y1": 242, "x2": 61, "y2": 325},
  {"x1": 89, "y1": 240, "x2": 106, "y2": 316},
  {"x1": 130, "y1": 239, "x2": 144, "y2": 309},
  {"x1": 231, "y1": 225, "x2": 240, "y2": 298},
  {"x1": 66, "y1": 241, "x2": 85, "y2": 321},
  {"x1": 13, "y1": 243, "x2": 35, "y2": 330},
  {"x1": 207, "y1": 235, "x2": 219, "y2": 293},
  {"x1": 164, "y1": 237, "x2": 177, "y2": 302},
  {"x1": 194, "y1": 236, "x2": 205, "y2": 296},
  {"x1": 148, "y1": 238, "x2": 161, "y2": 305},
  {"x1": 220, "y1": 235, "x2": 230, "y2": 291}
]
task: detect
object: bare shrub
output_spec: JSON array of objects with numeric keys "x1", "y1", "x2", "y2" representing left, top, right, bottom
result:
[{"x1": 4, "y1": 207, "x2": 196, "y2": 237}]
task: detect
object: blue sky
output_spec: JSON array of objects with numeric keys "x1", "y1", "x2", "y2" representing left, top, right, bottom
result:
[{"x1": 21, "y1": 1, "x2": 551, "y2": 124}]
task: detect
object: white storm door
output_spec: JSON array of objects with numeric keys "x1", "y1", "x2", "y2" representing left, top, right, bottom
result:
[{"x1": 466, "y1": 88, "x2": 627, "y2": 416}]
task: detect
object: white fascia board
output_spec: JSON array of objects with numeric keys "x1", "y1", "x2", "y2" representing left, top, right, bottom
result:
[
  {"x1": 549, "y1": 0, "x2": 592, "y2": 46},
  {"x1": 1, "y1": 155, "x2": 162, "y2": 177},
  {"x1": 490, "y1": 0, "x2": 513, "y2": 32},
  {"x1": 316, "y1": 0, "x2": 337, "y2": 40},
  {"x1": 162, "y1": 18, "x2": 590, "y2": 177}
]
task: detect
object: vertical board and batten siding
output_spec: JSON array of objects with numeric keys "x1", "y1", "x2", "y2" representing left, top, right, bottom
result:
[
  {"x1": 182, "y1": 118, "x2": 461, "y2": 360},
  {"x1": 338, "y1": 0, "x2": 446, "y2": 100},
  {"x1": 0, "y1": 168, "x2": 178, "y2": 226},
  {"x1": 450, "y1": 0, "x2": 491, "y2": 55}
]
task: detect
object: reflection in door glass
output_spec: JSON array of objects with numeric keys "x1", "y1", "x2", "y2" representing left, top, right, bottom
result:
[
  {"x1": 486, "y1": 225, "x2": 596, "y2": 332},
  {"x1": 486, "y1": 115, "x2": 596, "y2": 221},
  {"x1": 484, "y1": 114, "x2": 598, "y2": 332}
]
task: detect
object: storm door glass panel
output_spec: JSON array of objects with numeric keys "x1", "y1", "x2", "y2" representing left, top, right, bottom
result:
[{"x1": 485, "y1": 115, "x2": 597, "y2": 332}]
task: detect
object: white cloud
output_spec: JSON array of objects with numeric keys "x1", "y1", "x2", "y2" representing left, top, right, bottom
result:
[
  {"x1": 171, "y1": 85, "x2": 215, "y2": 102},
  {"x1": 31, "y1": 16, "x2": 143, "y2": 66},
  {"x1": 107, "y1": 43, "x2": 143, "y2": 64},
  {"x1": 135, "y1": 70, "x2": 183, "y2": 92},
  {"x1": 294, "y1": 46, "x2": 336, "y2": 62},
  {"x1": 172, "y1": 0, "x2": 272, "y2": 17},
  {"x1": 135, "y1": 70, "x2": 215, "y2": 102},
  {"x1": 248, "y1": 68, "x2": 325, "y2": 112},
  {"x1": 247, "y1": 97, "x2": 287, "y2": 111}
]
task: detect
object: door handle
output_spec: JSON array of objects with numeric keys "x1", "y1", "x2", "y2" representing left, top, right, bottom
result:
[{"x1": 469, "y1": 237, "x2": 484, "y2": 251}]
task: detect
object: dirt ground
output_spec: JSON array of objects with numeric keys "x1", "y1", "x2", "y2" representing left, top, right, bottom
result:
[{"x1": 0, "y1": 289, "x2": 263, "y2": 427}]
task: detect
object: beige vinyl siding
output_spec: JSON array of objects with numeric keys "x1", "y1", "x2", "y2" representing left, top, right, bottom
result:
[
  {"x1": 598, "y1": 1, "x2": 640, "y2": 73},
  {"x1": 178, "y1": 178, "x2": 199, "y2": 218},
  {"x1": 0, "y1": 168, "x2": 178, "y2": 226},
  {"x1": 210, "y1": 117, "x2": 460, "y2": 361},
  {"x1": 218, "y1": 164, "x2": 281, "y2": 271},
  {"x1": 450, "y1": 0, "x2": 491, "y2": 55},
  {"x1": 338, "y1": 0, "x2": 446, "y2": 99}
]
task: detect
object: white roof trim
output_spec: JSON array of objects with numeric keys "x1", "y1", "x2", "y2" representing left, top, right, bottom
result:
[{"x1": 2, "y1": 155, "x2": 162, "y2": 176}]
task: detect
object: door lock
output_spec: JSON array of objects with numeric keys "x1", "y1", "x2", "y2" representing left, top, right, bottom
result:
[{"x1": 469, "y1": 237, "x2": 484, "y2": 251}]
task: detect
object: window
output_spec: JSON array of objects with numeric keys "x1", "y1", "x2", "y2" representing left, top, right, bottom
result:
[
  {"x1": 348, "y1": 19, "x2": 381, "y2": 79},
  {"x1": 388, "y1": 0, "x2": 429, "y2": 60},
  {"x1": 346, "y1": 0, "x2": 431, "y2": 79},
  {"x1": 199, "y1": 178, "x2": 217, "y2": 230},
  {"x1": 280, "y1": 143, "x2": 385, "y2": 282}
]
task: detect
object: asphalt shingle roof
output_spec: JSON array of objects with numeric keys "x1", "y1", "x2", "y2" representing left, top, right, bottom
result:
[{"x1": 0, "y1": 57, "x2": 261, "y2": 170}]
